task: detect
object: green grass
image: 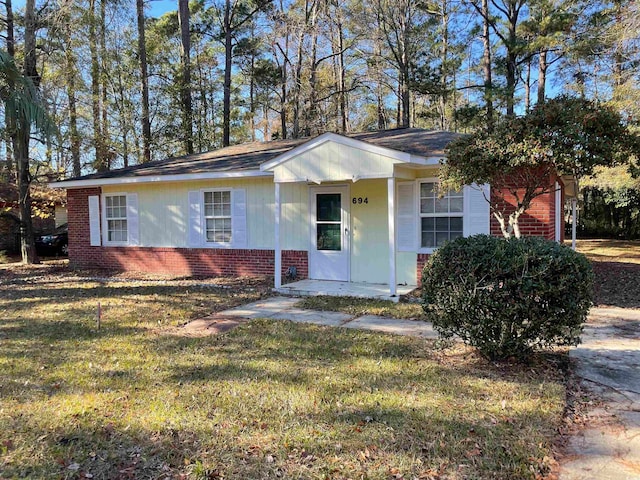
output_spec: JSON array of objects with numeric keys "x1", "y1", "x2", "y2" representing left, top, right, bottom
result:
[
  {"x1": 297, "y1": 296, "x2": 425, "y2": 319},
  {"x1": 0, "y1": 265, "x2": 566, "y2": 479}
]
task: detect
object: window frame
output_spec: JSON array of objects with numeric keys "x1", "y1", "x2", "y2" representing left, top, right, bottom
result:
[
  {"x1": 102, "y1": 193, "x2": 129, "y2": 246},
  {"x1": 416, "y1": 178, "x2": 464, "y2": 254},
  {"x1": 201, "y1": 188, "x2": 233, "y2": 247}
]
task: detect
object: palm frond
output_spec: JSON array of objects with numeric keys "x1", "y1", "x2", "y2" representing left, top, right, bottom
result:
[{"x1": 0, "y1": 49, "x2": 57, "y2": 137}]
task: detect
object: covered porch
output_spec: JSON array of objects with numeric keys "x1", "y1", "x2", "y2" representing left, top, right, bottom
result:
[
  {"x1": 260, "y1": 132, "x2": 438, "y2": 298},
  {"x1": 275, "y1": 279, "x2": 417, "y2": 302}
]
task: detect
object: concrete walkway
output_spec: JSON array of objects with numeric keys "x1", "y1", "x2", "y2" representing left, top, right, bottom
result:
[
  {"x1": 560, "y1": 306, "x2": 640, "y2": 480},
  {"x1": 189, "y1": 296, "x2": 439, "y2": 339}
]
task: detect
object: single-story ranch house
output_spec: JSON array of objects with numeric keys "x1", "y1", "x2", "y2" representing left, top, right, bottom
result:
[{"x1": 50, "y1": 128, "x2": 573, "y2": 299}]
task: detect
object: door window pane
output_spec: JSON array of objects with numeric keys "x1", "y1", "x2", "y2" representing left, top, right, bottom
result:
[
  {"x1": 317, "y1": 224, "x2": 341, "y2": 251},
  {"x1": 317, "y1": 194, "x2": 341, "y2": 222}
]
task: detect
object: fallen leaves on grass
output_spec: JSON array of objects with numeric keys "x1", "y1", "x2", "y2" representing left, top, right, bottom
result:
[{"x1": 1, "y1": 263, "x2": 566, "y2": 479}]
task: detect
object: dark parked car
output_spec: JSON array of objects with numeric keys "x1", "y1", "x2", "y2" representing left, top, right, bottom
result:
[{"x1": 35, "y1": 223, "x2": 68, "y2": 256}]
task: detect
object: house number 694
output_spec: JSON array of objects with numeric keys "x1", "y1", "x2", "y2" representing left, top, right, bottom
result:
[{"x1": 352, "y1": 197, "x2": 368, "y2": 204}]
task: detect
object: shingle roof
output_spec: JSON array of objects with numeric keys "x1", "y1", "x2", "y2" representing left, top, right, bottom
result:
[{"x1": 57, "y1": 128, "x2": 460, "y2": 183}]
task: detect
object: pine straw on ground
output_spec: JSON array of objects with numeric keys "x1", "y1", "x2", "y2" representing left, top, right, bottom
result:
[{"x1": 574, "y1": 239, "x2": 640, "y2": 308}]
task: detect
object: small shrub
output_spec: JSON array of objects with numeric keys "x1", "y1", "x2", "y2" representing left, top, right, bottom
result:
[{"x1": 422, "y1": 235, "x2": 594, "y2": 360}]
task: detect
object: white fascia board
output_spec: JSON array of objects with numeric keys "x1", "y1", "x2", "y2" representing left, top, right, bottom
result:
[
  {"x1": 49, "y1": 169, "x2": 272, "y2": 189},
  {"x1": 274, "y1": 173, "x2": 392, "y2": 184},
  {"x1": 260, "y1": 132, "x2": 414, "y2": 171},
  {"x1": 426, "y1": 156, "x2": 445, "y2": 165},
  {"x1": 405, "y1": 155, "x2": 444, "y2": 166}
]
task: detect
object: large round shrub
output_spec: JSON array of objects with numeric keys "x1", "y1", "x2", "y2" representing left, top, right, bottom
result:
[{"x1": 422, "y1": 235, "x2": 594, "y2": 360}]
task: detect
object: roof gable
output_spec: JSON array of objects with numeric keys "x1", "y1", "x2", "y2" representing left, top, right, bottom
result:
[
  {"x1": 260, "y1": 132, "x2": 413, "y2": 171},
  {"x1": 261, "y1": 133, "x2": 420, "y2": 183}
]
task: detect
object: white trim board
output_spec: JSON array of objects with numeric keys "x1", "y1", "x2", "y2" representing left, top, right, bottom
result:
[{"x1": 50, "y1": 170, "x2": 272, "y2": 189}]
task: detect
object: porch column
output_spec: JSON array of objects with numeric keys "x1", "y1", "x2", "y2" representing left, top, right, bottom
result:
[
  {"x1": 555, "y1": 181, "x2": 562, "y2": 242},
  {"x1": 572, "y1": 198, "x2": 577, "y2": 251},
  {"x1": 274, "y1": 182, "x2": 282, "y2": 288},
  {"x1": 387, "y1": 177, "x2": 397, "y2": 296}
]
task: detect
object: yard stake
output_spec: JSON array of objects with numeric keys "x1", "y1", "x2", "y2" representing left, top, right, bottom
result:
[{"x1": 97, "y1": 302, "x2": 101, "y2": 331}]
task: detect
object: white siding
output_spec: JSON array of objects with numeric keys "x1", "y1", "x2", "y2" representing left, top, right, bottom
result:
[
  {"x1": 103, "y1": 178, "x2": 275, "y2": 249},
  {"x1": 280, "y1": 183, "x2": 308, "y2": 251},
  {"x1": 397, "y1": 252, "x2": 417, "y2": 286}
]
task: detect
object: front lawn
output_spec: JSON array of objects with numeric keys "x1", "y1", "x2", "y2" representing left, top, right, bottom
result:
[
  {"x1": 297, "y1": 296, "x2": 424, "y2": 319},
  {"x1": 1, "y1": 265, "x2": 565, "y2": 479}
]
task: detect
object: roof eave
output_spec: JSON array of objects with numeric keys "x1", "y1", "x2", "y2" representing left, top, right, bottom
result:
[{"x1": 49, "y1": 169, "x2": 272, "y2": 189}]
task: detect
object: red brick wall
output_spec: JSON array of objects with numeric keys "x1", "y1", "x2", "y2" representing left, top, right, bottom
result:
[
  {"x1": 489, "y1": 174, "x2": 561, "y2": 240},
  {"x1": 66, "y1": 187, "x2": 308, "y2": 279},
  {"x1": 416, "y1": 253, "x2": 430, "y2": 286},
  {"x1": 67, "y1": 187, "x2": 102, "y2": 263}
]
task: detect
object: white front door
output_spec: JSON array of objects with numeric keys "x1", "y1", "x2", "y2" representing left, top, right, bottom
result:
[{"x1": 309, "y1": 186, "x2": 350, "y2": 281}]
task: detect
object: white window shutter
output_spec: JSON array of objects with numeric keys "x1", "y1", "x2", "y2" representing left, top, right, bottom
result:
[
  {"x1": 463, "y1": 183, "x2": 490, "y2": 236},
  {"x1": 396, "y1": 182, "x2": 416, "y2": 252},
  {"x1": 88, "y1": 195, "x2": 101, "y2": 246},
  {"x1": 188, "y1": 191, "x2": 202, "y2": 247},
  {"x1": 231, "y1": 188, "x2": 247, "y2": 248},
  {"x1": 126, "y1": 193, "x2": 140, "y2": 246}
]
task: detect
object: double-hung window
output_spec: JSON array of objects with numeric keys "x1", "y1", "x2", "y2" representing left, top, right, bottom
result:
[
  {"x1": 105, "y1": 194, "x2": 128, "y2": 243},
  {"x1": 203, "y1": 190, "x2": 232, "y2": 243},
  {"x1": 419, "y1": 181, "x2": 463, "y2": 248}
]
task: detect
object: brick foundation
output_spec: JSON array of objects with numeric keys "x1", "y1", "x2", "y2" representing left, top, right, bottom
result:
[
  {"x1": 416, "y1": 253, "x2": 430, "y2": 286},
  {"x1": 70, "y1": 245, "x2": 308, "y2": 278}
]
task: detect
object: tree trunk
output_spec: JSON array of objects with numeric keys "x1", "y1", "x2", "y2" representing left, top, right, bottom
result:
[
  {"x1": 524, "y1": 56, "x2": 531, "y2": 112},
  {"x1": 334, "y1": 3, "x2": 348, "y2": 133},
  {"x1": 291, "y1": 28, "x2": 304, "y2": 138},
  {"x1": 537, "y1": 49, "x2": 547, "y2": 104},
  {"x1": 481, "y1": 0, "x2": 494, "y2": 132},
  {"x1": 222, "y1": 0, "x2": 232, "y2": 146},
  {"x1": 19, "y1": 0, "x2": 39, "y2": 264},
  {"x1": 65, "y1": 29, "x2": 81, "y2": 177},
  {"x1": 4, "y1": 0, "x2": 15, "y2": 180},
  {"x1": 439, "y1": 0, "x2": 449, "y2": 130},
  {"x1": 136, "y1": 0, "x2": 152, "y2": 163},
  {"x1": 248, "y1": 23, "x2": 256, "y2": 142},
  {"x1": 504, "y1": 1, "x2": 521, "y2": 117},
  {"x1": 100, "y1": 0, "x2": 110, "y2": 168},
  {"x1": 374, "y1": 39, "x2": 386, "y2": 130},
  {"x1": 114, "y1": 49, "x2": 130, "y2": 168},
  {"x1": 89, "y1": 0, "x2": 105, "y2": 171},
  {"x1": 277, "y1": 3, "x2": 289, "y2": 140},
  {"x1": 396, "y1": 69, "x2": 402, "y2": 127},
  {"x1": 178, "y1": 0, "x2": 193, "y2": 153},
  {"x1": 305, "y1": 1, "x2": 319, "y2": 137},
  {"x1": 280, "y1": 61, "x2": 287, "y2": 138},
  {"x1": 400, "y1": 64, "x2": 410, "y2": 127}
]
